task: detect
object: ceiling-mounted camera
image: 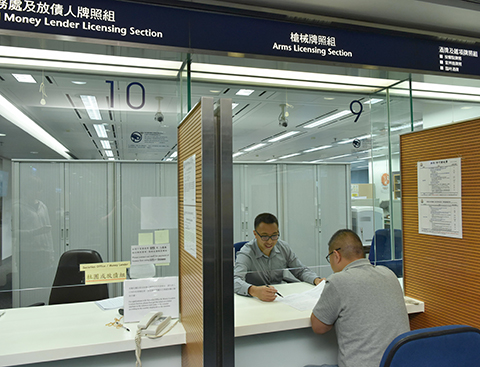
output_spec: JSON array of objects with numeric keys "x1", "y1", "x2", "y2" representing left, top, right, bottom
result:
[
  {"x1": 278, "y1": 103, "x2": 293, "y2": 128},
  {"x1": 154, "y1": 111, "x2": 164, "y2": 123},
  {"x1": 154, "y1": 96, "x2": 165, "y2": 125}
]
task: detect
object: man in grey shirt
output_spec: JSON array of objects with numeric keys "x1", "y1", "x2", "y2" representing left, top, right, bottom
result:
[
  {"x1": 308, "y1": 229, "x2": 410, "y2": 367},
  {"x1": 234, "y1": 213, "x2": 323, "y2": 302}
]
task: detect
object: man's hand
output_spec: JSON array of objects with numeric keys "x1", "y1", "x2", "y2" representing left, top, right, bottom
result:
[
  {"x1": 314, "y1": 277, "x2": 326, "y2": 285},
  {"x1": 248, "y1": 285, "x2": 278, "y2": 302}
]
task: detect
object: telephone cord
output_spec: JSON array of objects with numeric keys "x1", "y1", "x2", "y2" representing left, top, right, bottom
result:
[{"x1": 135, "y1": 319, "x2": 179, "y2": 367}]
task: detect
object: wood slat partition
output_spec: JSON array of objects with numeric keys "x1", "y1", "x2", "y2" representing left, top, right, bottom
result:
[
  {"x1": 400, "y1": 118, "x2": 480, "y2": 330},
  {"x1": 178, "y1": 102, "x2": 204, "y2": 366}
]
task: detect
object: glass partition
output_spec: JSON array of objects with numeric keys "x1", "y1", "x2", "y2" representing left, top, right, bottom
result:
[{"x1": 0, "y1": 37, "x2": 185, "y2": 309}]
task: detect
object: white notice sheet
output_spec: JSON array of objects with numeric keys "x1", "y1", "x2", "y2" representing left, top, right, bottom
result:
[{"x1": 417, "y1": 157, "x2": 462, "y2": 238}]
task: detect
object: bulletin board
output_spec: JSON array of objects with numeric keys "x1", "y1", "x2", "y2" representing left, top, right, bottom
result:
[{"x1": 400, "y1": 118, "x2": 480, "y2": 329}]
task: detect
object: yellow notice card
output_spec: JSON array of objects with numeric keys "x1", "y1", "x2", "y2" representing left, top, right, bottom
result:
[
  {"x1": 138, "y1": 232, "x2": 154, "y2": 246},
  {"x1": 80, "y1": 261, "x2": 131, "y2": 285},
  {"x1": 155, "y1": 230, "x2": 169, "y2": 244}
]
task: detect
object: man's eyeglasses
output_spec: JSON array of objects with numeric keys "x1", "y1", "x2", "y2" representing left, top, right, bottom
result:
[
  {"x1": 256, "y1": 232, "x2": 280, "y2": 242},
  {"x1": 326, "y1": 248, "x2": 341, "y2": 263}
]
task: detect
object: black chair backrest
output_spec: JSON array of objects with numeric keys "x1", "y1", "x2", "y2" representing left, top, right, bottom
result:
[{"x1": 49, "y1": 249, "x2": 109, "y2": 305}]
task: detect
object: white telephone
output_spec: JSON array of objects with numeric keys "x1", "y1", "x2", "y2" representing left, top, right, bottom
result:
[{"x1": 137, "y1": 311, "x2": 171, "y2": 336}]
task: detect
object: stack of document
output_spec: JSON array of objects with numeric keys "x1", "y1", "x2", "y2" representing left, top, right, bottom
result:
[
  {"x1": 277, "y1": 282, "x2": 326, "y2": 311},
  {"x1": 95, "y1": 296, "x2": 124, "y2": 310}
]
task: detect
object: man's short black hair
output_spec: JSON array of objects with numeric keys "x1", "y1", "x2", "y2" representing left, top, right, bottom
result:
[
  {"x1": 254, "y1": 213, "x2": 278, "y2": 230},
  {"x1": 328, "y1": 229, "x2": 364, "y2": 259}
]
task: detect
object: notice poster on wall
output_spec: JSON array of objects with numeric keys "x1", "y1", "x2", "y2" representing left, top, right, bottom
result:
[
  {"x1": 183, "y1": 155, "x2": 196, "y2": 206},
  {"x1": 417, "y1": 158, "x2": 462, "y2": 238}
]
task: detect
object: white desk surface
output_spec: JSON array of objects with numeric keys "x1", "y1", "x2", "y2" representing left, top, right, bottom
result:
[
  {"x1": 234, "y1": 282, "x2": 425, "y2": 337},
  {"x1": 0, "y1": 283, "x2": 424, "y2": 366},
  {"x1": 0, "y1": 301, "x2": 185, "y2": 367}
]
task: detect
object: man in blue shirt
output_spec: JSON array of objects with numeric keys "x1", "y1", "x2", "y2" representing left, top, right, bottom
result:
[{"x1": 234, "y1": 213, "x2": 323, "y2": 302}]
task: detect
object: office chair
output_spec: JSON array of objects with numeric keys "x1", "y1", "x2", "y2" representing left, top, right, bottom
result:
[
  {"x1": 379, "y1": 324, "x2": 480, "y2": 367},
  {"x1": 369, "y1": 229, "x2": 403, "y2": 277},
  {"x1": 48, "y1": 249, "x2": 109, "y2": 305},
  {"x1": 234, "y1": 241, "x2": 248, "y2": 260}
]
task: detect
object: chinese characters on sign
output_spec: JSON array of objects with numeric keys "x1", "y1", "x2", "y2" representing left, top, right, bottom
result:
[
  {"x1": 417, "y1": 158, "x2": 462, "y2": 238},
  {"x1": 272, "y1": 31, "x2": 353, "y2": 58},
  {"x1": 439, "y1": 46, "x2": 478, "y2": 73},
  {"x1": 80, "y1": 261, "x2": 130, "y2": 284}
]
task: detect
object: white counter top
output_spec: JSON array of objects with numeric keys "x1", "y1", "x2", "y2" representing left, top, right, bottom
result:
[
  {"x1": 235, "y1": 282, "x2": 424, "y2": 337},
  {"x1": 0, "y1": 282, "x2": 424, "y2": 366},
  {"x1": 0, "y1": 301, "x2": 185, "y2": 367}
]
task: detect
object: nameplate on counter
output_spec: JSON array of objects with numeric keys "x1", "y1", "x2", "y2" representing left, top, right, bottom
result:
[{"x1": 80, "y1": 261, "x2": 130, "y2": 284}]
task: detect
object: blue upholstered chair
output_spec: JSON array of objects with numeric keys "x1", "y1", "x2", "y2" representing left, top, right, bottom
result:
[
  {"x1": 379, "y1": 325, "x2": 480, "y2": 367},
  {"x1": 234, "y1": 241, "x2": 248, "y2": 260},
  {"x1": 369, "y1": 229, "x2": 403, "y2": 277}
]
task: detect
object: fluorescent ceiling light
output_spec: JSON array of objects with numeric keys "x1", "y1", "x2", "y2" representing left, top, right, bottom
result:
[
  {"x1": 93, "y1": 124, "x2": 108, "y2": 139},
  {"x1": 12, "y1": 73, "x2": 36, "y2": 83},
  {"x1": 365, "y1": 98, "x2": 383, "y2": 105},
  {"x1": 108, "y1": 157, "x2": 115, "y2": 161},
  {"x1": 0, "y1": 46, "x2": 182, "y2": 71},
  {"x1": 165, "y1": 158, "x2": 174, "y2": 162},
  {"x1": 266, "y1": 158, "x2": 278, "y2": 162},
  {"x1": 326, "y1": 153, "x2": 351, "y2": 160},
  {"x1": 105, "y1": 150, "x2": 114, "y2": 157},
  {"x1": 170, "y1": 151, "x2": 178, "y2": 158},
  {"x1": 72, "y1": 81, "x2": 87, "y2": 85},
  {"x1": 279, "y1": 153, "x2": 301, "y2": 159},
  {"x1": 0, "y1": 93, "x2": 70, "y2": 159},
  {"x1": 192, "y1": 63, "x2": 398, "y2": 89},
  {"x1": 304, "y1": 110, "x2": 351, "y2": 128},
  {"x1": 236, "y1": 89, "x2": 255, "y2": 96},
  {"x1": 232, "y1": 103, "x2": 239, "y2": 109},
  {"x1": 80, "y1": 95, "x2": 101, "y2": 120},
  {"x1": 191, "y1": 72, "x2": 382, "y2": 93},
  {"x1": 100, "y1": 140, "x2": 111, "y2": 149},
  {"x1": 233, "y1": 151, "x2": 245, "y2": 158},
  {"x1": 268, "y1": 131, "x2": 301, "y2": 142},
  {"x1": 304, "y1": 145, "x2": 332, "y2": 153},
  {"x1": 244, "y1": 143, "x2": 267, "y2": 152}
]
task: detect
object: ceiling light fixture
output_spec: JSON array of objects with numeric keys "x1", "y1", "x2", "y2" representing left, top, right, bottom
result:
[
  {"x1": 244, "y1": 143, "x2": 267, "y2": 152},
  {"x1": 304, "y1": 110, "x2": 351, "y2": 128},
  {"x1": 326, "y1": 153, "x2": 351, "y2": 160},
  {"x1": 266, "y1": 158, "x2": 278, "y2": 162},
  {"x1": 105, "y1": 150, "x2": 114, "y2": 157},
  {"x1": 279, "y1": 153, "x2": 301, "y2": 159},
  {"x1": 81, "y1": 95, "x2": 102, "y2": 120},
  {"x1": 100, "y1": 140, "x2": 111, "y2": 150},
  {"x1": 235, "y1": 89, "x2": 255, "y2": 96},
  {"x1": 233, "y1": 151, "x2": 245, "y2": 158},
  {"x1": 268, "y1": 131, "x2": 301, "y2": 142},
  {"x1": 93, "y1": 124, "x2": 108, "y2": 139},
  {"x1": 303, "y1": 144, "x2": 332, "y2": 153},
  {"x1": 72, "y1": 81, "x2": 87, "y2": 85},
  {"x1": 170, "y1": 151, "x2": 178, "y2": 158},
  {"x1": 0, "y1": 93, "x2": 70, "y2": 159},
  {"x1": 12, "y1": 73, "x2": 36, "y2": 83}
]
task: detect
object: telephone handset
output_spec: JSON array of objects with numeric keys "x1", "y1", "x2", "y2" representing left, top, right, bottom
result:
[{"x1": 137, "y1": 311, "x2": 171, "y2": 336}]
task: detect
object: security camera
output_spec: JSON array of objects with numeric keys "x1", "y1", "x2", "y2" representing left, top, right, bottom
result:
[
  {"x1": 154, "y1": 111, "x2": 164, "y2": 123},
  {"x1": 278, "y1": 103, "x2": 292, "y2": 128},
  {"x1": 279, "y1": 118, "x2": 288, "y2": 128}
]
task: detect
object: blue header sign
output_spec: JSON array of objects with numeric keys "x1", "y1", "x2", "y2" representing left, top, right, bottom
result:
[{"x1": 0, "y1": 0, "x2": 478, "y2": 77}]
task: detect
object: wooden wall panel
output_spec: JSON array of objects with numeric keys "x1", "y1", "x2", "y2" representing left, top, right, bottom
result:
[
  {"x1": 401, "y1": 118, "x2": 480, "y2": 330},
  {"x1": 178, "y1": 103, "x2": 204, "y2": 367}
]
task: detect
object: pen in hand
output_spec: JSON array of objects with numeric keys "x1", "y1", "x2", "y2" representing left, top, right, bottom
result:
[{"x1": 266, "y1": 285, "x2": 283, "y2": 298}]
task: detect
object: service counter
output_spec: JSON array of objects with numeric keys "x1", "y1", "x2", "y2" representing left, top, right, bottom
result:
[{"x1": 0, "y1": 282, "x2": 424, "y2": 367}]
